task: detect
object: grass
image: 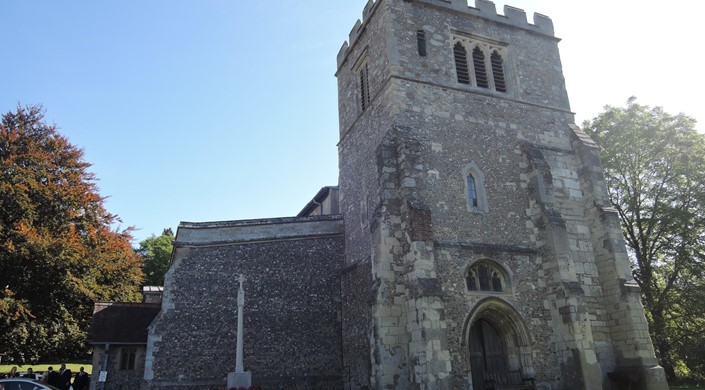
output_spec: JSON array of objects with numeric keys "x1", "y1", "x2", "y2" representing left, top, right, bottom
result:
[{"x1": 0, "y1": 363, "x2": 92, "y2": 376}]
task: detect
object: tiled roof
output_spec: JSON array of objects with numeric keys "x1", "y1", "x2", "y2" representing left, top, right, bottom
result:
[{"x1": 87, "y1": 302, "x2": 161, "y2": 344}]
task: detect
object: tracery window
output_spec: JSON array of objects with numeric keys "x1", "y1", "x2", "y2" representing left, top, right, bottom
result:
[
  {"x1": 466, "y1": 262, "x2": 506, "y2": 293},
  {"x1": 453, "y1": 36, "x2": 508, "y2": 92}
]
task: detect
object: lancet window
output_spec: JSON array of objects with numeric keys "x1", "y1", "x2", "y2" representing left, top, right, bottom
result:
[{"x1": 462, "y1": 162, "x2": 488, "y2": 213}]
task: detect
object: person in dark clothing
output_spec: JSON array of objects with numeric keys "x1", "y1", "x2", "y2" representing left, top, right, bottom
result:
[
  {"x1": 22, "y1": 367, "x2": 35, "y2": 379},
  {"x1": 72, "y1": 366, "x2": 90, "y2": 390},
  {"x1": 47, "y1": 366, "x2": 62, "y2": 387},
  {"x1": 59, "y1": 364, "x2": 72, "y2": 390}
]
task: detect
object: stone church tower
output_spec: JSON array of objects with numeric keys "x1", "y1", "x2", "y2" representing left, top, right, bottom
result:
[{"x1": 335, "y1": 0, "x2": 667, "y2": 389}]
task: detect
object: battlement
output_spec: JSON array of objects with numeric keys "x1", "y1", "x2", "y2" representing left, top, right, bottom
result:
[{"x1": 337, "y1": 0, "x2": 554, "y2": 69}]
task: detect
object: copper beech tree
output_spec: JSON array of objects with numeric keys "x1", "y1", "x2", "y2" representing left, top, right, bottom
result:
[{"x1": 0, "y1": 105, "x2": 143, "y2": 362}]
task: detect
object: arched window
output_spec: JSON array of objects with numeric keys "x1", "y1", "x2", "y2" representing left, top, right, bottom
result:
[
  {"x1": 491, "y1": 50, "x2": 506, "y2": 92},
  {"x1": 462, "y1": 162, "x2": 488, "y2": 213},
  {"x1": 472, "y1": 46, "x2": 488, "y2": 89},
  {"x1": 417, "y1": 30, "x2": 427, "y2": 57},
  {"x1": 453, "y1": 42, "x2": 470, "y2": 84},
  {"x1": 466, "y1": 261, "x2": 507, "y2": 293}
]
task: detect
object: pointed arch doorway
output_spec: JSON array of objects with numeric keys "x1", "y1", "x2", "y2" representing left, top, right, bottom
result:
[
  {"x1": 463, "y1": 298, "x2": 535, "y2": 390},
  {"x1": 469, "y1": 319, "x2": 506, "y2": 389}
]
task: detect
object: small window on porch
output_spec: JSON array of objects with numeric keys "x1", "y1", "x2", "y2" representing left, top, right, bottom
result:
[{"x1": 120, "y1": 348, "x2": 136, "y2": 370}]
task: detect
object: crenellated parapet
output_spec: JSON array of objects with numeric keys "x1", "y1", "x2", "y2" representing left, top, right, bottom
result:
[
  {"x1": 336, "y1": 0, "x2": 381, "y2": 69},
  {"x1": 336, "y1": 0, "x2": 554, "y2": 69}
]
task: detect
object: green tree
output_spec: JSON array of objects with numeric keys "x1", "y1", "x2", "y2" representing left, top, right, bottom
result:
[
  {"x1": 583, "y1": 97, "x2": 705, "y2": 382},
  {"x1": 0, "y1": 105, "x2": 144, "y2": 363},
  {"x1": 138, "y1": 228, "x2": 174, "y2": 286}
]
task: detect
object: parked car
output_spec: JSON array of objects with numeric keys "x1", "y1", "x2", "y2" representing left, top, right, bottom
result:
[
  {"x1": 0, "y1": 378, "x2": 61, "y2": 390},
  {"x1": 15, "y1": 374, "x2": 39, "y2": 381}
]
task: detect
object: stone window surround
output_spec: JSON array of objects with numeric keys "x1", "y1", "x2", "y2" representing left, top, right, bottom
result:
[
  {"x1": 452, "y1": 34, "x2": 508, "y2": 92},
  {"x1": 462, "y1": 162, "x2": 488, "y2": 213},
  {"x1": 464, "y1": 258, "x2": 512, "y2": 295}
]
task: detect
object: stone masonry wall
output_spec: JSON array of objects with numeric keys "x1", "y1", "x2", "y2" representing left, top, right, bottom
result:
[{"x1": 145, "y1": 216, "x2": 345, "y2": 390}]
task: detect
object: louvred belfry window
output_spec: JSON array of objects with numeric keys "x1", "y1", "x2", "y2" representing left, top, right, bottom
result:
[
  {"x1": 491, "y1": 51, "x2": 506, "y2": 92},
  {"x1": 472, "y1": 46, "x2": 489, "y2": 89},
  {"x1": 452, "y1": 36, "x2": 508, "y2": 93},
  {"x1": 454, "y1": 42, "x2": 470, "y2": 84},
  {"x1": 359, "y1": 62, "x2": 371, "y2": 111}
]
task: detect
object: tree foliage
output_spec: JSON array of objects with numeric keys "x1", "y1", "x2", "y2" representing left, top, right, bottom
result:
[
  {"x1": 138, "y1": 228, "x2": 174, "y2": 286},
  {"x1": 0, "y1": 105, "x2": 144, "y2": 363},
  {"x1": 583, "y1": 97, "x2": 705, "y2": 382}
]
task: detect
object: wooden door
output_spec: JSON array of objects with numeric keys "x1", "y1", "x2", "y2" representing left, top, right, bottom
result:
[{"x1": 469, "y1": 319, "x2": 506, "y2": 390}]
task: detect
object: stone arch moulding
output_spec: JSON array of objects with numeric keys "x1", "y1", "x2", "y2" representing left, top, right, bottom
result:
[{"x1": 461, "y1": 297, "x2": 535, "y2": 379}]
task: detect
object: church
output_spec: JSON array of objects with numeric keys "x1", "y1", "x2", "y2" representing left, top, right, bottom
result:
[{"x1": 88, "y1": 0, "x2": 668, "y2": 389}]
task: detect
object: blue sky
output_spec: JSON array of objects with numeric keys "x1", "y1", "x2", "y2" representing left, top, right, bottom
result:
[{"x1": 2, "y1": 0, "x2": 703, "y2": 244}]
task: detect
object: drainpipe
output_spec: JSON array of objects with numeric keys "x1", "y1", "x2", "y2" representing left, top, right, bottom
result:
[
  {"x1": 312, "y1": 199, "x2": 323, "y2": 215},
  {"x1": 99, "y1": 343, "x2": 109, "y2": 390}
]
